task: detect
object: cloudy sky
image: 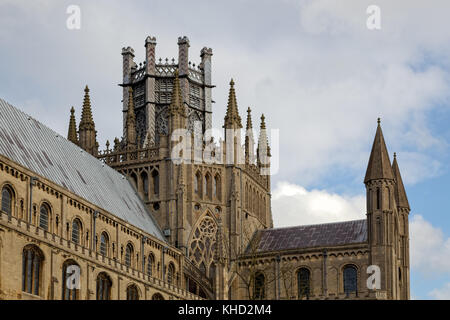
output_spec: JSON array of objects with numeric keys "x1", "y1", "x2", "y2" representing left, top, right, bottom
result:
[{"x1": 1, "y1": 0, "x2": 450, "y2": 299}]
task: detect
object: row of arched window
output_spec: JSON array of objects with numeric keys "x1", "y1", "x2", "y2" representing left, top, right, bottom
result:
[
  {"x1": 1, "y1": 185, "x2": 174, "y2": 280},
  {"x1": 22, "y1": 245, "x2": 168, "y2": 300},
  {"x1": 194, "y1": 171, "x2": 221, "y2": 201},
  {"x1": 253, "y1": 265, "x2": 359, "y2": 299},
  {"x1": 245, "y1": 183, "x2": 266, "y2": 220}
]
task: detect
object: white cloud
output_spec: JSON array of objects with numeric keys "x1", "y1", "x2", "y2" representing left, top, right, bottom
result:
[
  {"x1": 410, "y1": 214, "x2": 450, "y2": 274},
  {"x1": 272, "y1": 181, "x2": 365, "y2": 227},
  {"x1": 429, "y1": 283, "x2": 450, "y2": 300}
]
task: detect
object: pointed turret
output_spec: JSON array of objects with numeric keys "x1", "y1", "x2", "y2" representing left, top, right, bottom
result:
[
  {"x1": 364, "y1": 118, "x2": 394, "y2": 183},
  {"x1": 223, "y1": 79, "x2": 242, "y2": 129},
  {"x1": 392, "y1": 153, "x2": 410, "y2": 210},
  {"x1": 126, "y1": 87, "x2": 136, "y2": 148},
  {"x1": 245, "y1": 107, "x2": 255, "y2": 164},
  {"x1": 257, "y1": 114, "x2": 271, "y2": 168},
  {"x1": 78, "y1": 85, "x2": 98, "y2": 155},
  {"x1": 67, "y1": 107, "x2": 78, "y2": 145},
  {"x1": 79, "y1": 86, "x2": 95, "y2": 130}
]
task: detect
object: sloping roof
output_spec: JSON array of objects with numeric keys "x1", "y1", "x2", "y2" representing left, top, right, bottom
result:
[
  {"x1": 0, "y1": 98, "x2": 165, "y2": 241},
  {"x1": 250, "y1": 219, "x2": 367, "y2": 253},
  {"x1": 364, "y1": 121, "x2": 394, "y2": 183}
]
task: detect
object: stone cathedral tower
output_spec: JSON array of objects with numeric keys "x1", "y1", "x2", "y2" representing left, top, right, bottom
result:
[{"x1": 85, "y1": 36, "x2": 273, "y2": 299}]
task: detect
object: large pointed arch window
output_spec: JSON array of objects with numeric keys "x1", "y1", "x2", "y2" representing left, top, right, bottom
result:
[{"x1": 188, "y1": 214, "x2": 217, "y2": 274}]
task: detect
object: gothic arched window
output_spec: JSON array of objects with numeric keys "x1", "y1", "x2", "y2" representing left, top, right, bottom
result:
[
  {"x1": 188, "y1": 214, "x2": 218, "y2": 272},
  {"x1": 343, "y1": 265, "x2": 358, "y2": 295},
  {"x1": 141, "y1": 171, "x2": 149, "y2": 200},
  {"x1": 71, "y1": 219, "x2": 82, "y2": 244},
  {"x1": 214, "y1": 175, "x2": 221, "y2": 200},
  {"x1": 152, "y1": 170, "x2": 159, "y2": 195},
  {"x1": 100, "y1": 232, "x2": 109, "y2": 257},
  {"x1": 147, "y1": 253, "x2": 155, "y2": 277},
  {"x1": 204, "y1": 173, "x2": 212, "y2": 199},
  {"x1": 96, "y1": 272, "x2": 112, "y2": 300},
  {"x1": 167, "y1": 263, "x2": 175, "y2": 284},
  {"x1": 297, "y1": 268, "x2": 311, "y2": 299},
  {"x1": 126, "y1": 284, "x2": 139, "y2": 300},
  {"x1": 125, "y1": 243, "x2": 134, "y2": 267},
  {"x1": 39, "y1": 203, "x2": 50, "y2": 231},
  {"x1": 254, "y1": 272, "x2": 265, "y2": 300},
  {"x1": 22, "y1": 245, "x2": 44, "y2": 296},
  {"x1": 1, "y1": 185, "x2": 13, "y2": 216},
  {"x1": 62, "y1": 260, "x2": 80, "y2": 300},
  {"x1": 195, "y1": 171, "x2": 201, "y2": 195}
]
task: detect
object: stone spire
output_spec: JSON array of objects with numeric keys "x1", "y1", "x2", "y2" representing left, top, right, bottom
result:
[
  {"x1": 79, "y1": 86, "x2": 95, "y2": 130},
  {"x1": 257, "y1": 114, "x2": 271, "y2": 167},
  {"x1": 245, "y1": 107, "x2": 255, "y2": 164},
  {"x1": 78, "y1": 85, "x2": 98, "y2": 155},
  {"x1": 67, "y1": 106, "x2": 78, "y2": 145},
  {"x1": 364, "y1": 118, "x2": 394, "y2": 183},
  {"x1": 126, "y1": 87, "x2": 136, "y2": 148},
  {"x1": 392, "y1": 153, "x2": 410, "y2": 210},
  {"x1": 223, "y1": 79, "x2": 242, "y2": 129}
]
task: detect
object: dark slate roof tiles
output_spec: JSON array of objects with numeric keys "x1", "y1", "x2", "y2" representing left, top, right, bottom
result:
[{"x1": 251, "y1": 219, "x2": 367, "y2": 253}]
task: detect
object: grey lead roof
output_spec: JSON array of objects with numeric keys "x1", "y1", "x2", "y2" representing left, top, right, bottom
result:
[
  {"x1": 250, "y1": 219, "x2": 367, "y2": 253},
  {"x1": 0, "y1": 98, "x2": 165, "y2": 241}
]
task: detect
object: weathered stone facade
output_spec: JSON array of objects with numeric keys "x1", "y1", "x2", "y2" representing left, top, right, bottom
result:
[{"x1": 0, "y1": 36, "x2": 410, "y2": 300}]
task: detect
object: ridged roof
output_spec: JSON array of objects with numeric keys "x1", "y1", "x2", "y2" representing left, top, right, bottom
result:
[
  {"x1": 249, "y1": 219, "x2": 367, "y2": 253},
  {"x1": 0, "y1": 98, "x2": 165, "y2": 241}
]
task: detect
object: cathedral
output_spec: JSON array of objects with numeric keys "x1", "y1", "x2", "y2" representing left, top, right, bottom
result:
[{"x1": 0, "y1": 35, "x2": 410, "y2": 300}]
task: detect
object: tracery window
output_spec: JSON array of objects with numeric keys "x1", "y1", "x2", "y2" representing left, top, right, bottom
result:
[
  {"x1": 188, "y1": 214, "x2": 217, "y2": 275},
  {"x1": 39, "y1": 203, "x2": 50, "y2": 231},
  {"x1": 100, "y1": 232, "x2": 109, "y2": 257},
  {"x1": 126, "y1": 284, "x2": 139, "y2": 300},
  {"x1": 1, "y1": 185, "x2": 13, "y2": 216},
  {"x1": 71, "y1": 218, "x2": 82, "y2": 244},
  {"x1": 343, "y1": 265, "x2": 358, "y2": 295},
  {"x1": 254, "y1": 272, "x2": 265, "y2": 300},
  {"x1": 22, "y1": 245, "x2": 44, "y2": 296},
  {"x1": 62, "y1": 260, "x2": 80, "y2": 300},
  {"x1": 125, "y1": 243, "x2": 134, "y2": 267},
  {"x1": 297, "y1": 268, "x2": 311, "y2": 299},
  {"x1": 96, "y1": 272, "x2": 112, "y2": 300}
]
